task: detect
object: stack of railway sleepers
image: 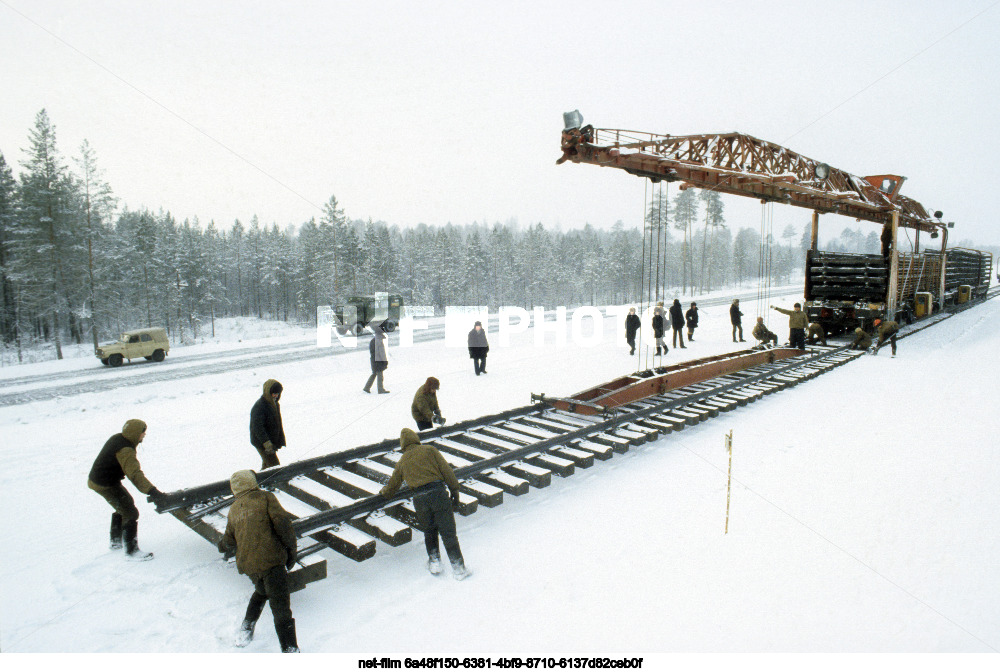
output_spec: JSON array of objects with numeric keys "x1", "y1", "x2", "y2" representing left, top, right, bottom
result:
[
  {"x1": 939, "y1": 248, "x2": 993, "y2": 292},
  {"x1": 805, "y1": 250, "x2": 887, "y2": 301}
]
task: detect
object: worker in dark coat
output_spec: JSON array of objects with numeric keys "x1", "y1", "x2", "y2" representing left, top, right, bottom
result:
[
  {"x1": 380, "y1": 428, "x2": 470, "y2": 580},
  {"x1": 412, "y1": 376, "x2": 444, "y2": 431},
  {"x1": 624, "y1": 308, "x2": 641, "y2": 355},
  {"x1": 685, "y1": 302, "x2": 699, "y2": 342},
  {"x1": 730, "y1": 299, "x2": 745, "y2": 342},
  {"x1": 850, "y1": 327, "x2": 872, "y2": 350},
  {"x1": 669, "y1": 299, "x2": 686, "y2": 349},
  {"x1": 652, "y1": 302, "x2": 667, "y2": 356},
  {"x1": 806, "y1": 322, "x2": 827, "y2": 346},
  {"x1": 467, "y1": 321, "x2": 489, "y2": 375},
  {"x1": 363, "y1": 324, "x2": 389, "y2": 394},
  {"x1": 771, "y1": 303, "x2": 808, "y2": 350},
  {"x1": 250, "y1": 379, "x2": 286, "y2": 469},
  {"x1": 752, "y1": 317, "x2": 778, "y2": 346},
  {"x1": 873, "y1": 319, "x2": 900, "y2": 356},
  {"x1": 218, "y1": 470, "x2": 299, "y2": 652},
  {"x1": 87, "y1": 419, "x2": 163, "y2": 560}
]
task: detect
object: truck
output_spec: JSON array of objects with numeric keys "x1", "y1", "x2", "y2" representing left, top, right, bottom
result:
[{"x1": 333, "y1": 293, "x2": 403, "y2": 335}]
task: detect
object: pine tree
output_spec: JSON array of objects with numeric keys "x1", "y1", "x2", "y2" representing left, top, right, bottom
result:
[
  {"x1": 14, "y1": 110, "x2": 81, "y2": 358},
  {"x1": 698, "y1": 190, "x2": 725, "y2": 293},
  {"x1": 672, "y1": 189, "x2": 699, "y2": 296},
  {"x1": 0, "y1": 152, "x2": 18, "y2": 349},
  {"x1": 73, "y1": 139, "x2": 117, "y2": 349}
]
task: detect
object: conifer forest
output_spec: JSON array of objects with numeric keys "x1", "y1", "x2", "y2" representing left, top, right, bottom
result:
[{"x1": 3, "y1": 109, "x2": 864, "y2": 360}]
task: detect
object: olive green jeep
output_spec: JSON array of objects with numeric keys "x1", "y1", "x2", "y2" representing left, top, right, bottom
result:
[{"x1": 96, "y1": 327, "x2": 170, "y2": 367}]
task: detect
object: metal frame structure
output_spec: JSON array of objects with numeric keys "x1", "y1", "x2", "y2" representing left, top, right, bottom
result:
[{"x1": 558, "y1": 119, "x2": 952, "y2": 318}]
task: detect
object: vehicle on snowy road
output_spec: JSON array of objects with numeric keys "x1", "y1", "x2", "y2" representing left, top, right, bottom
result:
[{"x1": 96, "y1": 327, "x2": 170, "y2": 367}]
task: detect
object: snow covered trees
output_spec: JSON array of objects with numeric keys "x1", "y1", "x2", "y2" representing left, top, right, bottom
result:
[{"x1": 1, "y1": 110, "x2": 808, "y2": 358}]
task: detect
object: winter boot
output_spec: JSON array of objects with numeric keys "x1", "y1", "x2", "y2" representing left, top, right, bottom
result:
[
  {"x1": 235, "y1": 592, "x2": 267, "y2": 647},
  {"x1": 427, "y1": 551, "x2": 443, "y2": 576},
  {"x1": 110, "y1": 513, "x2": 123, "y2": 550},
  {"x1": 277, "y1": 618, "x2": 299, "y2": 653},
  {"x1": 655, "y1": 346, "x2": 661, "y2": 356},
  {"x1": 123, "y1": 520, "x2": 153, "y2": 561},
  {"x1": 450, "y1": 558, "x2": 472, "y2": 581},
  {"x1": 236, "y1": 619, "x2": 257, "y2": 648}
]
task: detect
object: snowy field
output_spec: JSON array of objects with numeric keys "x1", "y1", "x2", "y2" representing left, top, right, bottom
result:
[{"x1": 1, "y1": 291, "x2": 998, "y2": 667}]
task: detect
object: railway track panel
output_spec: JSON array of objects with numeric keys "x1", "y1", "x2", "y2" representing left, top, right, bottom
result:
[{"x1": 153, "y1": 344, "x2": 867, "y2": 591}]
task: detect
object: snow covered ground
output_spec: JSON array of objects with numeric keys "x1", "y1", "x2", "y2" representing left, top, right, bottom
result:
[{"x1": 1, "y1": 291, "x2": 998, "y2": 666}]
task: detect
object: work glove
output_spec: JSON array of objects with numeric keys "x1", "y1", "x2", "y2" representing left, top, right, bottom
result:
[
  {"x1": 217, "y1": 540, "x2": 235, "y2": 560},
  {"x1": 263, "y1": 440, "x2": 276, "y2": 454},
  {"x1": 285, "y1": 549, "x2": 297, "y2": 571},
  {"x1": 450, "y1": 490, "x2": 460, "y2": 508},
  {"x1": 147, "y1": 487, "x2": 165, "y2": 505},
  {"x1": 433, "y1": 414, "x2": 446, "y2": 426}
]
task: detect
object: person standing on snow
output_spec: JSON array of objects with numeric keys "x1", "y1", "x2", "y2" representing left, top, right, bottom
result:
[
  {"x1": 87, "y1": 419, "x2": 164, "y2": 561},
  {"x1": 467, "y1": 321, "x2": 489, "y2": 375},
  {"x1": 771, "y1": 303, "x2": 808, "y2": 350},
  {"x1": 669, "y1": 299, "x2": 686, "y2": 349},
  {"x1": 380, "y1": 428, "x2": 470, "y2": 580},
  {"x1": 363, "y1": 323, "x2": 390, "y2": 394},
  {"x1": 412, "y1": 376, "x2": 444, "y2": 431},
  {"x1": 218, "y1": 470, "x2": 300, "y2": 652},
  {"x1": 685, "y1": 302, "x2": 699, "y2": 342},
  {"x1": 730, "y1": 299, "x2": 745, "y2": 343},
  {"x1": 652, "y1": 301, "x2": 668, "y2": 356},
  {"x1": 250, "y1": 379, "x2": 286, "y2": 469},
  {"x1": 624, "y1": 307, "x2": 641, "y2": 355}
]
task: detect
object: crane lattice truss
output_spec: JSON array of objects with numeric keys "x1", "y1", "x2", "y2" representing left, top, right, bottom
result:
[{"x1": 558, "y1": 126, "x2": 943, "y2": 234}]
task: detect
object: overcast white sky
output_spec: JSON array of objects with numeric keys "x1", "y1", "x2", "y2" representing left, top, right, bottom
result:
[{"x1": 2, "y1": 0, "x2": 999, "y2": 245}]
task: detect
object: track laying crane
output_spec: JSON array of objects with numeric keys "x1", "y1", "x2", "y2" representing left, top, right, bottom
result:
[{"x1": 557, "y1": 111, "x2": 991, "y2": 333}]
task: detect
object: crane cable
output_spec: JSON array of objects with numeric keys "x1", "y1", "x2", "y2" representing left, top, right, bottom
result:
[
  {"x1": 637, "y1": 178, "x2": 649, "y2": 372},
  {"x1": 756, "y1": 201, "x2": 774, "y2": 329}
]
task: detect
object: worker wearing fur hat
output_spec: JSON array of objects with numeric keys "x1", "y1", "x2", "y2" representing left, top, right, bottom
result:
[
  {"x1": 873, "y1": 319, "x2": 900, "y2": 356},
  {"x1": 87, "y1": 419, "x2": 164, "y2": 561},
  {"x1": 752, "y1": 317, "x2": 778, "y2": 346},
  {"x1": 218, "y1": 470, "x2": 299, "y2": 652},
  {"x1": 380, "y1": 428, "x2": 470, "y2": 580},
  {"x1": 468, "y1": 321, "x2": 490, "y2": 375},
  {"x1": 849, "y1": 327, "x2": 873, "y2": 351},
  {"x1": 652, "y1": 302, "x2": 667, "y2": 356},
  {"x1": 250, "y1": 379, "x2": 286, "y2": 469},
  {"x1": 412, "y1": 377, "x2": 444, "y2": 431}
]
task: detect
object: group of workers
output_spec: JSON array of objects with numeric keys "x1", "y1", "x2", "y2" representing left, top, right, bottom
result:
[
  {"x1": 88, "y1": 370, "x2": 468, "y2": 653},
  {"x1": 626, "y1": 298, "x2": 901, "y2": 357}
]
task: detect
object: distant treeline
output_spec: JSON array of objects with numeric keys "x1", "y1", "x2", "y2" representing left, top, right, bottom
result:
[{"x1": 4, "y1": 109, "x2": 916, "y2": 360}]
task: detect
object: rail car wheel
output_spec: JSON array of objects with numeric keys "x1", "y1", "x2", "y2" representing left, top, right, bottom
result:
[{"x1": 109, "y1": 354, "x2": 124, "y2": 367}]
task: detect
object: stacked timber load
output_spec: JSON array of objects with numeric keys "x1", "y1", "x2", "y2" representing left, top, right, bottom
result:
[
  {"x1": 932, "y1": 248, "x2": 993, "y2": 291},
  {"x1": 805, "y1": 250, "x2": 888, "y2": 301},
  {"x1": 952, "y1": 248, "x2": 992, "y2": 290}
]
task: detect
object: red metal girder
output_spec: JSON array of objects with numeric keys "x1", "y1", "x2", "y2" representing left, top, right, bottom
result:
[
  {"x1": 559, "y1": 127, "x2": 943, "y2": 233},
  {"x1": 546, "y1": 348, "x2": 803, "y2": 415}
]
